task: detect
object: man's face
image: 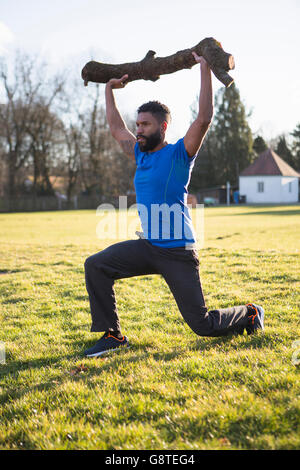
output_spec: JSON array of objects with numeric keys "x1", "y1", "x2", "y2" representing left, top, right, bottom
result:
[{"x1": 136, "y1": 112, "x2": 164, "y2": 152}]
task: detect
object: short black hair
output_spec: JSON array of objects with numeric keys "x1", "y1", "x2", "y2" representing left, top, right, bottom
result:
[{"x1": 137, "y1": 101, "x2": 171, "y2": 124}]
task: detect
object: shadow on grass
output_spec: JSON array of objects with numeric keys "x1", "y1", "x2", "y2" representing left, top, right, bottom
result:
[
  {"x1": 192, "y1": 331, "x2": 269, "y2": 352},
  {"x1": 0, "y1": 354, "x2": 74, "y2": 409},
  {"x1": 0, "y1": 331, "x2": 271, "y2": 407},
  {"x1": 231, "y1": 208, "x2": 300, "y2": 217},
  {"x1": 0, "y1": 269, "x2": 29, "y2": 275},
  {"x1": 2, "y1": 297, "x2": 29, "y2": 304},
  {"x1": 0, "y1": 354, "x2": 73, "y2": 377}
]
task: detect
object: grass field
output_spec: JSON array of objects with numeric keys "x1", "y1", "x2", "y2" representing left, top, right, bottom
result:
[{"x1": 0, "y1": 204, "x2": 299, "y2": 450}]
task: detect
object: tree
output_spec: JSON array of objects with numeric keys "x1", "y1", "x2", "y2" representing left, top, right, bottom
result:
[
  {"x1": 189, "y1": 128, "x2": 218, "y2": 192},
  {"x1": 291, "y1": 123, "x2": 300, "y2": 171},
  {"x1": 0, "y1": 52, "x2": 64, "y2": 200},
  {"x1": 59, "y1": 76, "x2": 135, "y2": 202},
  {"x1": 61, "y1": 122, "x2": 83, "y2": 204},
  {"x1": 275, "y1": 135, "x2": 294, "y2": 168},
  {"x1": 0, "y1": 133, "x2": 6, "y2": 196},
  {"x1": 189, "y1": 83, "x2": 253, "y2": 190},
  {"x1": 212, "y1": 83, "x2": 254, "y2": 185},
  {"x1": 58, "y1": 82, "x2": 110, "y2": 198},
  {"x1": 73, "y1": 84, "x2": 135, "y2": 199},
  {"x1": 0, "y1": 54, "x2": 35, "y2": 199},
  {"x1": 253, "y1": 135, "x2": 268, "y2": 156},
  {"x1": 26, "y1": 100, "x2": 65, "y2": 197}
]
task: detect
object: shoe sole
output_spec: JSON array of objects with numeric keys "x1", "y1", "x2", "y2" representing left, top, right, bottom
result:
[
  {"x1": 85, "y1": 344, "x2": 130, "y2": 357},
  {"x1": 252, "y1": 303, "x2": 264, "y2": 330}
]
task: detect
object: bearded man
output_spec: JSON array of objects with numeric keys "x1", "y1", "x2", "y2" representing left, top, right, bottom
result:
[{"x1": 83, "y1": 52, "x2": 264, "y2": 357}]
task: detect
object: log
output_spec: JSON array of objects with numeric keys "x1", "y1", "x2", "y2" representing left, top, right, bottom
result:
[{"x1": 81, "y1": 37, "x2": 235, "y2": 88}]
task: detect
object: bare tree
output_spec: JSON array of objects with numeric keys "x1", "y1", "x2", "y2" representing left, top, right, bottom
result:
[
  {"x1": 58, "y1": 77, "x2": 100, "y2": 200},
  {"x1": 59, "y1": 79, "x2": 136, "y2": 202},
  {"x1": 0, "y1": 51, "x2": 136, "y2": 210},
  {"x1": 0, "y1": 54, "x2": 34, "y2": 199},
  {"x1": 0, "y1": 51, "x2": 65, "y2": 202},
  {"x1": 61, "y1": 121, "x2": 82, "y2": 204},
  {"x1": 26, "y1": 100, "x2": 64, "y2": 197},
  {"x1": 79, "y1": 84, "x2": 107, "y2": 196}
]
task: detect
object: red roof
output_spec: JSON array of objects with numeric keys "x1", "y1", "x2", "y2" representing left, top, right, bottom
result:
[{"x1": 240, "y1": 148, "x2": 300, "y2": 177}]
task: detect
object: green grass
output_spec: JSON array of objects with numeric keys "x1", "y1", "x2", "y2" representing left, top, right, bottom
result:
[{"x1": 0, "y1": 204, "x2": 299, "y2": 450}]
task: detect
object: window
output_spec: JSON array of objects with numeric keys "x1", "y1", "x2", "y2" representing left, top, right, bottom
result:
[
  {"x1": 257, "y1": 181, "x2": 264, "y2": 193},
  {"x1": 288, "y1": 182, "x2": 292, "y2": 193}
]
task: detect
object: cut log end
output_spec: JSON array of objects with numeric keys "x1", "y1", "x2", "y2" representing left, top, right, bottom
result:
[
  {"x1": 225, "y1": 76, "x2": 234, "y2": 88},
  {"x1": 210, "y1": 66, "x2": 234, "y2": 88},
  {"x1": 228, "y1": 55, "x2": 235, "y2": 71}
]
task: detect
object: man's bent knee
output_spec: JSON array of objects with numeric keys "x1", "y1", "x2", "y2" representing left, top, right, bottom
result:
[{"x1": 84, "y1": 253, "x2": 99, "y2": 272}]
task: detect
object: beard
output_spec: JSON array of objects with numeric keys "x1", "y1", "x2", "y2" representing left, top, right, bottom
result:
[{"x1": 137, "y1": 129, "x2": 162, "y2": 152}]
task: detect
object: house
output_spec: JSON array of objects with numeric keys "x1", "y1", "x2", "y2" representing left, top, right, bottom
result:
[{"x1": 239, "y1": 148, "x2": 300, "y2": 203}]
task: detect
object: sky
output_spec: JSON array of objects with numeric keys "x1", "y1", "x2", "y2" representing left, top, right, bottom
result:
[{"x1": 0, "y1": 0, "x2": 299, "y2": 143}]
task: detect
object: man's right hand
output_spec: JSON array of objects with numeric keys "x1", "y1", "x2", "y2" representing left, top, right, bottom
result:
[
  {"x1": 107, "y1": 74, "x2": 129, "y2": 89},
  {"x1": 105, "y1": 73, "x2": 136, "y2": 161}
]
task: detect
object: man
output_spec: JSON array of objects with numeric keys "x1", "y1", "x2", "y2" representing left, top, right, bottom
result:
[{"x1": 83, "y1": 52, "x2": 264, "y2": 357}]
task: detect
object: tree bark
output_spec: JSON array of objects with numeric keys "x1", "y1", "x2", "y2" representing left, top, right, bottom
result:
[{"x1": 81, "y1": 37, "x2": 235, "y2": 88}]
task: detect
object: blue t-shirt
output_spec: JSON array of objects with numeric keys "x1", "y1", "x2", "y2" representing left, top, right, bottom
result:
[{"x1": 134, "y1": 138, "x2": 197, "y2": 248}]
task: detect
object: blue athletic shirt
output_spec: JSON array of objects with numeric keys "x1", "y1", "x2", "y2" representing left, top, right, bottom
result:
[{"x1": 134, "y1": 138, "x2": 197, "y2": 248}]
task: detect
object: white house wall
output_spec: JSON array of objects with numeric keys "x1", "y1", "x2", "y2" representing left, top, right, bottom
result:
[{"x1": 239, "y1": 175, "x2": 299, "y2": 203}]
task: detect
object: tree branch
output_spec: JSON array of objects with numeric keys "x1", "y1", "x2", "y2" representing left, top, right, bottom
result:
[{"x1": 81, "y1": 37, "x2": 235, "y2": 88}]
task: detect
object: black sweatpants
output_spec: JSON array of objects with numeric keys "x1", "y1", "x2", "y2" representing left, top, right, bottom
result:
[{"x1": 84, "y1": 238, "x2": 249, "y2": 337}]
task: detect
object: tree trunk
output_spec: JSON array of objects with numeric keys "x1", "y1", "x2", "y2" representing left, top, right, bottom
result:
[
  {"x1": 8, "y1": 151, "x2": 17, "y2": 198},
  {"x1": 82, "y1": 37, "x2": 235, "y2": 88}
]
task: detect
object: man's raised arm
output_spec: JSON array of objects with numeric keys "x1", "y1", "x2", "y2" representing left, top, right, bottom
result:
[
  {"x1": 105, "y1": 74, "x2": 136, "y2": 161},
  {"x1": 184, "y1": 53, "x2": 213, "y2": 157}
]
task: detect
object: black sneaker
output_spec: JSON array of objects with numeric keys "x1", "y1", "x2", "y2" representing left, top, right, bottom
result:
[
  {"x1": 246, "y1": 303, "x2": 264, "y2": 335},
  {"x1": 84, "y1": 332, "x2": 129, "y2": 357}
]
